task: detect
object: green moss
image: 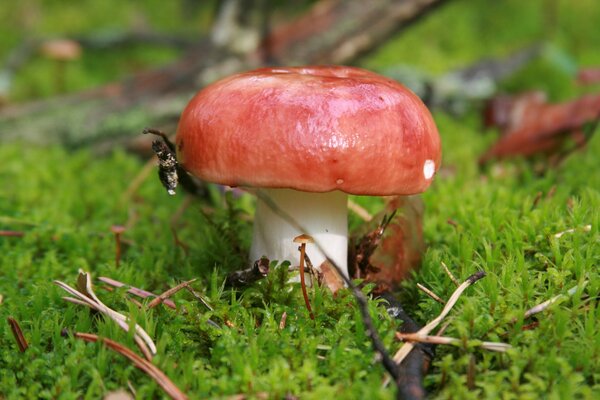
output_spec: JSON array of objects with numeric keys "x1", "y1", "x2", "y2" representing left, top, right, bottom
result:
[{"x1": 1, "y1": 0, "x2": 600, "y2": 398}]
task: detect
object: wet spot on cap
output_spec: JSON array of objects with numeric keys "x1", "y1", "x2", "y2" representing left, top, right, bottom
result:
[
  {"x1": 336, "y1": 179, "x2": 344, "y2": 185},
  {"x1": 423, "y1": 160, "x2": 435, "y2": 180}
]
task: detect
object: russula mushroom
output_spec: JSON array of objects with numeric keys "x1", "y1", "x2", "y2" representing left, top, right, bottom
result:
[{"x1": 175, "y1": 66, "x2": 441, "y2": 279}]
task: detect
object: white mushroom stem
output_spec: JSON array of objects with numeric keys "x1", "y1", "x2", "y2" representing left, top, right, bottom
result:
[{"x1": 250, "y1": 188, "x2": 349, "y2": 278}]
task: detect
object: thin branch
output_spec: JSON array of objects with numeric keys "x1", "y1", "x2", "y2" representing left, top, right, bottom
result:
[
  {"x1": 416, "y1": 283, "x2": 445, "y2": 304},
  {"x1": 396, "y1": 332, "x2": 511, "y2": 353},
  {"x1": 523, "y1": 281, "x2": 587, "y2": 319},
  {"x1": 98, "y1": 276, "x2": 177, "y2": 309},
  {"x1": 440, "y1": 261, "x2": 460, "y2": 287},
  {"x1": 393, "y1": 271, "x2": 486, "y2": 365},
  {"x1": 147, "y1": 279, "x2": 197, "y2": 309}
]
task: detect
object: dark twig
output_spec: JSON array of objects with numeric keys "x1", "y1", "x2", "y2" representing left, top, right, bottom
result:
[
  {"x1": 7, "y1": 317, "x2": 28, "y2": 352},
  {"x1": 380, "y1": 292, "x2": 434, "y2": 400},
  {"x1": 225, "y1": 257, "x2": 270, "y2": 288}
]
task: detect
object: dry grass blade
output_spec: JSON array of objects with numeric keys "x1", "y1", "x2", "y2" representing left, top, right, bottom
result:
[
  {"x1": 70, "y1": 332, "x2": 188, "y2": 400},
  {"x1": 147, "y1": 279, "x2": 197, "y2": 309},
  {"x1": 393, "y1": 271, "x2": 486, "y2": 364},
  {"x1": 99, "y1": 276, "x2": 177, "y2": 309},
  {"x1": 524, "y1": 281, "x2": 587, "y2": 319},
  {"x1": 440, "y1": 261, "x2": 460, "y2": 287},
  {"x1": 396, "y1": 332, "x2": 511, "y2": 352},
  {"x1": 54, "y1": 271, "x2": 157, "y2": 359},
  {"x1": 7, "y1": 316, "x2": 28, "y2": 352},
  {"x1": 416, "y1": 283, "x2": 445, "y2": 304}
]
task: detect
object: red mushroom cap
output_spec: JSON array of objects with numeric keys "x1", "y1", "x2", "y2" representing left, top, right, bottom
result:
[{"x1": 176, "y1": 66, "x2": 441, "y2": 195}]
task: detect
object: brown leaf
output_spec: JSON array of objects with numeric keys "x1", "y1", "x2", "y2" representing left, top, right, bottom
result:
[
  {"x1": 480, "y1": 92, "x2": 600, "y2": 164},
  {"x1": 349, "y1": 196, "x2": 424, "y2": 292},
  {"x1": 319, "y1": 260, "x2": 345, "y2": 294}
]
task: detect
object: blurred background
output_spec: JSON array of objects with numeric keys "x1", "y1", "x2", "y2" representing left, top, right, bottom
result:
[{"x1": 1, "y1": 0, "x2": 598, "y2": 151}]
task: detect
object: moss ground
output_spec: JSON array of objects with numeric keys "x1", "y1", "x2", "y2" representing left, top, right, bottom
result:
[{"x1": 1, "y1": 0, "x2": 599, "y2": 398}]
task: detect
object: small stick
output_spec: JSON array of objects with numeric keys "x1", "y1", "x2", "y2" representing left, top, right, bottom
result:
[
  {"x1": 7, "y1": 317, "x2": 28, "y2": 352},
  {"x1": 98, "y1": 276, "x2": 177, "y2": 309},
  {"x1": 347, "y1": 199, "x2": 373, "y2": 222},
  {"x1": 147, "y1": 279, "x2": 197, "y2": 309},
  {"x1": 440, "y1": 262, "x2": 460, "y2": 287},
  {"x1": 110, "y1": 225, "x2": 126, "y2": 267},
  {"x1": 417, "y1": 283, "x2": 446, "y2": 304},
  {"x1": 524, "y1": 282, "x2": 586, "y2": 319},
  {"x1": 294, "y1": 234, "x2": 315, "y2": 320},
  {"x1": 553, "y1": 224, "x2": 591, "y2": 239},
  {"x1": 393, "y1": 271, "x2": 486, "y2": 365},
  {"x1": 67, "y1": 331, "x2": 188, "y2": 400},
  {"x1": 395, "y1": 332, "x2": 511, "y2": 352}
]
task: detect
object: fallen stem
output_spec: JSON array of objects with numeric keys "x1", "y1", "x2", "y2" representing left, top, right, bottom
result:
[
  {"x1": 396, "y1": 332, "x2": 511, "y2": 353},
  {"x1": 393, "y1": 271, "x2": 486, "y2": 365},
  {"x1": 7, "y1": 317, "x2": 28, "y2": 352},
  {"x1": 416, "y1": 283, "x2": 446, "y2": 304},
  {"x1": 98, "y1": 276, "x2": 177, "y2": 309},
  {"x1": 147, "y1": 279, "x2": 197, "y2": 309}
]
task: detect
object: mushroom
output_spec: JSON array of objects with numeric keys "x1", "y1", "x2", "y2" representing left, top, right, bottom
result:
[{"x1": 175, "y1": 66, "x2": 441, "y2": 279}]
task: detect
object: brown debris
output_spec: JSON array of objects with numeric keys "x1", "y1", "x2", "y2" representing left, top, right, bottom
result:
[
  {"x1": 147, "y1": 279, "x2": 197, "y2": 309},
  {"x1": 7, "y1": 316, "x2": 28, "y2": 352},
  {"x1": 480, "y1": 92, "x2": 600, "y2": 164},
  {"x1": 98, "y1": 276, "x2": 177, "y2": 309},
  {"x1": 349, "y1": 196, "x2": 425, "y2": 292}
]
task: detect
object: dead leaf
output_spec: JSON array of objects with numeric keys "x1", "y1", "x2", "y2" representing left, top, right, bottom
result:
[
  {"x1": 349, "y1": 196, "x2": 424, "y2": 292},
  {"x1": 480, "y1": 92, "x2": 600, "y2": 164}
]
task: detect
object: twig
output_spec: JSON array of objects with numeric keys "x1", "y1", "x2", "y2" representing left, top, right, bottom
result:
[
  {"x1": 67, "y1": 331, "x2": 188, "y2": 400},
  {"x1": 7, "y1": 317, "x2": 28, "y2": 352},
  {"x1": 523, "y1": 282, "x2": 587, "y2": 319},
  {"x1": 147, "y1": 279, "x2": 197, "y2": 309},
  {"x1": 111, "y1": 225, "x2": 126, "y2": 267},
  {"x1": 98, "y1": 276, "x2": 177, "y2": 309},
  {"x1": 440, "y1": 261, "x2": 460, "y2": 287},
  {"x1": 347, "y1": 199, "x2": 373, "y2": 222},
  {"x1": 416, "y1": 283, "x2": 445, "y2": 304},
  {"x1": 393, "y1": 271, "x2": 486, "y2": 365},
  {"x1": 396, "y1": 332, "x2": 511, "y2": 352},
  {"x1": 553, "y1": 224, "x2": 591, "y2": 239},
  {"x1": 295, "y1": 235, "x2": 315, "y2": 320},
  {"x1": 54, "y1": 271, "x2": 157, "y2": 360}
]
